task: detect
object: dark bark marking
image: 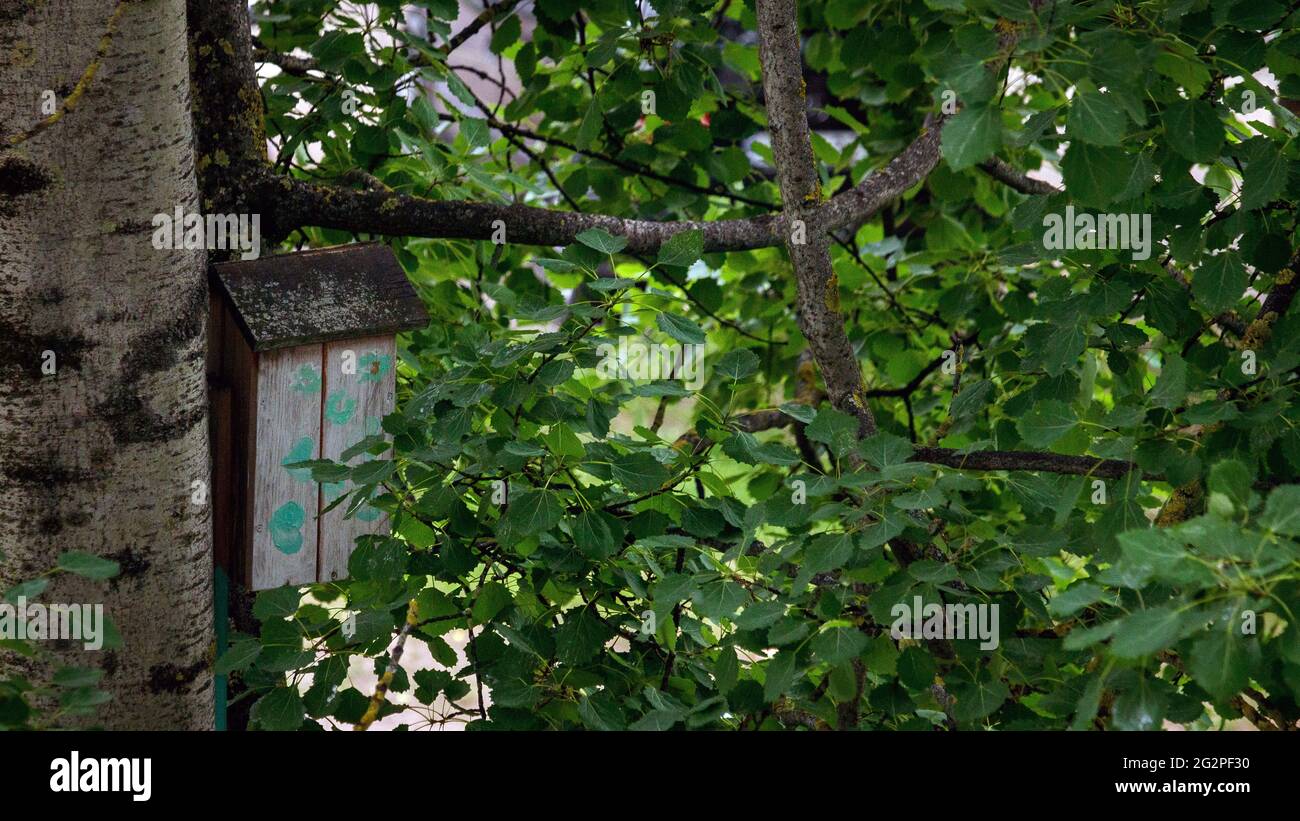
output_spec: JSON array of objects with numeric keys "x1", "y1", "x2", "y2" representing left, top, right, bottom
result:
[
  {"x1": 0, "y1": 156, "x2": 53, "y2": 216},
  {"x1": 147, "y1": 659, "x2": 207, "y2": 694}
]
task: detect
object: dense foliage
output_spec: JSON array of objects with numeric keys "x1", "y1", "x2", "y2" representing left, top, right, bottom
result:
[
  {"x1": 217, "y1": 0, "x2": 1300, "y2": 730},
  {"x1": 0, "y1": 553, "x2": 122, "y2": 729}
]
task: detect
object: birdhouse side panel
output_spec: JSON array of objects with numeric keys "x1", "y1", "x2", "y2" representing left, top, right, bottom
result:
[
  {"x1": 210, "y1": 294, "x2": 260, "y2": 588},
  {"x1": 207, "y1": 293, "x2": 236, "y2": 576},
  {"x1": 251, "y1": 345, "x2": 324, "y2": 590},
  {"x1": 319, "y1": 336, "x2": 396, "y2": 583}
]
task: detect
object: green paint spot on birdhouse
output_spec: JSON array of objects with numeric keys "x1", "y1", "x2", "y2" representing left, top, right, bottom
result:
[
  {"x1": 358, "y1": 352, "x2": 392, "y2": 383},
  {"x1": 323, "y1": 481, "x2": 347, "y2": 503},
  {"x1": 325, "y1": 390, "x2": 356, "y2": 424},
  {"x1": 270, "y1": 501, "x2": 305, "y2": 555},
  {"x1": 290, "y1": 364, "x2": 321, "y2": 394},
  {"x1": 282, "y1": 436, "x2": 315, "y2": 481}
]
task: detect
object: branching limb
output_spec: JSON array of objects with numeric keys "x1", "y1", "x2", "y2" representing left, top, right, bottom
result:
[
  {"x1": 757, "y1": 0, "x2": 876, "y2": 437},
  {"x1": 354, "y1": 599, "x2": 420, "y2": 731}
]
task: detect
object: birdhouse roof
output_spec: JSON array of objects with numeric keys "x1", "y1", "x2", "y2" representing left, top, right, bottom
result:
[{"x1": 211, "y1": 243, "x2": 428, "y2": 352}]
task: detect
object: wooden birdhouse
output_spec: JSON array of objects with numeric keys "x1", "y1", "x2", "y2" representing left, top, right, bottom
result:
[{"x1": 207, "y1": 243, "x2": 427, "y2": 591}]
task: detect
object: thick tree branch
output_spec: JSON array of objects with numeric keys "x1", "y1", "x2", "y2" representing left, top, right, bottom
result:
[
  {"x1": 910, "y1": 447, "x2": 1141, "y2": 480},
  {"x1": 220, "y1": 3, "x2": 959, "y2": 256},
  {"x1": 689, "y1": 404, "x2": 1146, "y2": 480},
  {"x1": 1242, "y1": 250, "x2": 1300, "y2": 349},
  {"x1": 978, "y1": 158, "x2": 1059, "y2": 196},
  {"x1": 215, "y1": 3, "x2": 948, "y2": 254},
  {"x1": 445, "y1": 0, "x2": 524, "y2": 54},
  {"x1": 253, "y1": 169, "x2": 783, "y2": 251},
  {"x1": 189, "y1": 0, "x2": 269, "y2": 215},
  {"x1": 818, "y1": 121, "x2": 945, "y2": 237},
  {"x1": 252, "y1": 44, "x2": 317, "y2": 77},
  {"x1": 757, "y1": 0, "x2": 876, "y2": 437}
]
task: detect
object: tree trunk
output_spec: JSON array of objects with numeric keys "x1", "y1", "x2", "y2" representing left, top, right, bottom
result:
[{"x1": 0, "y1": 0, "x2": 213, "y2": 729}]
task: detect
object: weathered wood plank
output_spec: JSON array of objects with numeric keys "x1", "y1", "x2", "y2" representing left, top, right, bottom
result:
[
  {"x1": 319, "y1": 336, "x2": 396, "y2": 583},
  {"x1": 251, "y1": 344, "x2": 324, "y2": 590}
]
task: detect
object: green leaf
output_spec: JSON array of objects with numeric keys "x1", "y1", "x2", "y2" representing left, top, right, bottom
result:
[
  {"x1": 1016, "y1": 400, "x2": 1077, "y2": 447},
  {"x1": 812, "y1": 625, "x2": 868, "y2": 664},
  {"x1": 1067, "y1": 89, "x2": 1126, "y2": 146},
  {"x1": 573, "y1": 510, "x2": 624, "y2": 559},
  {"x1": 350, "y1": 460, "x2": 395, "y2": 485},
  {"x1": 4, "y1": 578, "x2": 48, "y2": 603},
  {"x1": 575, "y1": 228, "x2": 628, "y2": 254},
  {"x1": 460, "y1": 117, "x2": 490, "y2": 150},
  {"x1": 656, "y1": 312, "x2": 706, "y2": 345},
  {"x1": 1148, "y1": 354, "x2": 1187, "y2": 410},
  {"x1": 1193, "y1": 253, "x2": 1247, "y2": 315},
  {"x1": 472, "y1": 581, "x2": 512, "y2": 623},
  {"x1": 1164, "y1": 100, "x2": 1223, "y2": 162},
  {"x1": 1109, "y1": 606, "x2": 1186, "y2": 658},
  {"x1": 555, "y1": 608, "x2": 614, "y2": 665},
  {"x1": 578, "y1": 691, "x2": 628, "y2": 730},
  {"x1": 52, "y1": 666, "x2": 104, "y2": 688},
  {"x1": 1154, "y1": 49, "x2": 1211, "y2": 96},
  {"x1": 1207, "y1": 459, "x2": 1252, "y2": 510},
  {"x1": 893, "y1": 486, "x2": 946, "y2": 510},
  {"x1": 722, "y1": 431, "x2": 800, "y2": 466},
  {"x1": 575, "y1": 99, "x2": 602, "y2": 150},
  {"x1": 56, "y1": 551, "x2": 119, "y2": 580},
  {"x1": 714, "y1": 645, "x2": 739, "y2": 693},
  {"x1": 950, "y1": 378, "x2": 993, "y2": 421},
  {"x1": 542, "y1": 422, "x2": 585, "y2": 459},
  {"x1": 779, "y1": 402, "x2": 816, "y2": 423},
  {"x1": 762, "y1": 650, "x2": 800, "y2": 702},
  {"x1": 1112, "y1": 678, "x2": 1168, "y2": 731},
  {"x1": 488, "y1": 12, "x2": 521, "y2": 54},
  {"x1": 252, "y1": 687, "x2": 305, "y2": 731},
  {"x1": 941, "y1": 104, "x2": 1002, "y2": 171},
  {"x1": 952, "y1": 675, "x2": 1009, "y2": 723},
  {"x1": 214, "y1": 638, "x2": 262, "y2": 676},
  {"x1": 1061, "y1": 143, "x2": 1135, "y2": 207},
  {"x1": 898, "y1": 646, "x2": 937, "y2": 689},
  {"x1": 804, "y1": 533, "x2": 855, "y2": 573},
  {"x1": 806, "y1": 408, "x2": 860, "y2": 457},
  {"x1": 691, "y1": 580, "x2": 748, "y2": 621},
  {"x1": 59, "y1": 686, "x2": 112, "y2": 711},
  {"x1": 612, "y1": 451, "x2": 670, "y2": 492},
  {"x1": 536, "y1": 359, "x2": 575, "y2": 387},
  {"x1": 1240, "y1": 139, "x2": 1287, "y2": 210},
  {"x1": 1260, "y1": 486, "x2": 1300, "y2": 535},
  {"x1": 654, "y1": 573, "x2": 698, "y2": 615},
  {"x1": 629, "y1": 708, "x2": 683, "y2": 730},
  {"x1": 714, "y1": 349, "x2": 760, "y2": 381},
  {"x1": 1048, "y1": 581, "x2": 1107, "y2": 619},
  {"x1": 253, "y1": 585, "x2": 302, "y2": 622},
  {"x1": 657, "y1": 229, "x2": 704, "y2": 268},
  {"x1": 860, "y1": 431, "x2": 915, "y2": 469},
  {"x1": 1041, "y1": 323, "x2": 1086, "y2": 376},
  {"x1": 586, "y1": 276, "x2": 636, "y2": 292},
  {"x1": 1188, "y1": 627, "x2": 1252, "y2": 701},
  {"x1": 397, "y1": 517, "x2": 437, "y2": 549},
  {"x1": 502, "y1": 488, "x2": 564, "y2": 537}
]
